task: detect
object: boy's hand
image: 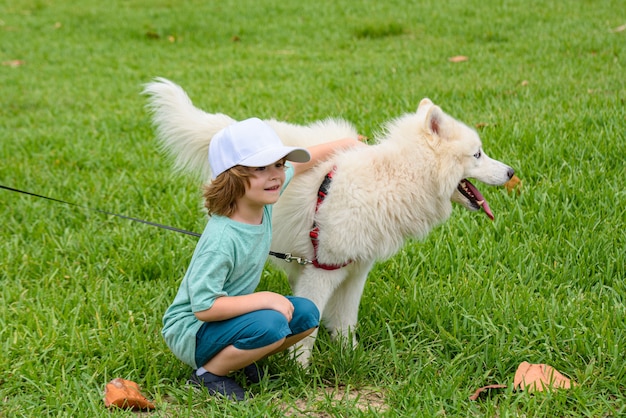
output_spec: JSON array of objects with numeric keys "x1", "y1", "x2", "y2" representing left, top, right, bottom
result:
[
  {"x1": 292, "y1": 137, "x2": 368, "y2": 176},
  {"x1": 260, "y1": 291, "x2": 295, "y2": 321}
]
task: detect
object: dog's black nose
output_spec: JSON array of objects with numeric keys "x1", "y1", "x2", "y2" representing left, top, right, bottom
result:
[{"x1": 507, "y1": 168, "x2": 515, "y2": 179}]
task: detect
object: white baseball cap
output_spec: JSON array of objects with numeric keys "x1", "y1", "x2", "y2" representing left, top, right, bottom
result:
[{"x1": 208, "y1": 118, "x2": 311, "y2": 179}]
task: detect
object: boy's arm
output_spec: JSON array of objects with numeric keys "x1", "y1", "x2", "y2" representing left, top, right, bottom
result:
[
  {"x1": 291, "y1": 137, "x2": 365, "y2": 176},
  {"x1": 194, "y1": 291, "x2": 294, "y2": 322}
]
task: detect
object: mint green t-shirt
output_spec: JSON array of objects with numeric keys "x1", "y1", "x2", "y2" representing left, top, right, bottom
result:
[{"x1": 162, "y1": 164, "x2": 294, "y2": 368}]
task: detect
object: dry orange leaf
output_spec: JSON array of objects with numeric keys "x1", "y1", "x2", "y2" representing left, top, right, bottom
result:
[
  {"x1": 469, "y1": 384, "x2": 508, "y2": 400},
  {"x1": 504, "y1": 175, "x2": 522, "y2": 194},
  {"x1": 475, "y1": 122, "x2": 497, "y2": 129},
  {"x1": 611, "y1": 24, "x2": 626, "y2": 33},
  {"x1": 513, "y1": 362, "x2": 576, "y2": 392},
  {"x1": 104, "y1": 378, "x2": 155, "y2": 410},
  {"x1": 448, "y1": 55, "x2": 469, "y2": 62},
  {"x1": 2, "y1": 60, "x2": 25, "y2": 67}
]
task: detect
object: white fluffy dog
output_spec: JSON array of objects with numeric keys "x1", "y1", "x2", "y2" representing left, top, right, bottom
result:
[{"x1": 144, "y1": 78, "x2": 514, "y2": 366}]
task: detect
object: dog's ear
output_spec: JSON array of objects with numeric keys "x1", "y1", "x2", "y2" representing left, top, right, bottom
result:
[
  {"x1": 425, "y1": 105, "x2": 446, "y2": 139},
  {"x1": 416, "y1": 98, "x2": 433, "y2": 121},
  {"x1": 417, "y1": 98, "x2": 434, "y2": 110}
]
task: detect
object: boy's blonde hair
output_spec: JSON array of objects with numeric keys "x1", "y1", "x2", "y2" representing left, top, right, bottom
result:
[{"x1": 202, "y1": 166, "x2": 251, "y2": 217}]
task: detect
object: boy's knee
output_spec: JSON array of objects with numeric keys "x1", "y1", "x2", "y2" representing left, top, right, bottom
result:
[
  {"x1": 287, "y1": 296, "x2": 320, "y2": 331},
  {"x1": 254, "y1": 310, "x2": 291, "y2": 341},
  {"x1": 291, "y1": 297, "x2": 320, "y2": 318},
  {"x1": 232, "y1": 310, "x2": 290, "y2": 351}
]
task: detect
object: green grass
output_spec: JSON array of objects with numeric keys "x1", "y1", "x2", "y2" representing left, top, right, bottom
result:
[{"x1": 1, "y1": 0, "x2": 625, "y2": 416}]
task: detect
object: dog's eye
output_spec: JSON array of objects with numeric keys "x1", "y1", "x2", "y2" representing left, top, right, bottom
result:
[{"x1": 473, "y1": 151, "x2": 482, "y2": 159}]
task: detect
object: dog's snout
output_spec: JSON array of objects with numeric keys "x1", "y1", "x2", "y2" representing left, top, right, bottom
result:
[{"x1": 507, "y1": 167, "x2": 515, "y2": 179}]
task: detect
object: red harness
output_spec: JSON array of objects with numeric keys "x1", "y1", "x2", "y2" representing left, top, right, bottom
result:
[{"x1": 309, "y1": 167, "x2": 352, "y2": 270}]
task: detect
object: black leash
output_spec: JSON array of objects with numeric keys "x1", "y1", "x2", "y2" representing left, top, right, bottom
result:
[
  {"x1": 1, "y1": 184, "x2": 311, "y2": 264},
  {"x1": 0, "y1": 184, "x2": 201, "y2": 238}
]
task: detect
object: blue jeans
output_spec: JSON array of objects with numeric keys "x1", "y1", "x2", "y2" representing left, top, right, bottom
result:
[{"x1": 194, "y1": 296, "x2": 319, "y2": 367}]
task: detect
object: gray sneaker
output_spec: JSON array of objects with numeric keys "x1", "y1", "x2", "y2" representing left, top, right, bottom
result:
[
  {"x1": 243, "y1": 363, "x2": 264, "y2": 384},
  {"x1": 188, "y1": 371, "x2": 246, "y2": 401}
]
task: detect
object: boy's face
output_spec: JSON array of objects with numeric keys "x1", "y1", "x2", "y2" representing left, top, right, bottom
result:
[{"x1": 239, "y1": 160, "x2": 287, "y2": 209}]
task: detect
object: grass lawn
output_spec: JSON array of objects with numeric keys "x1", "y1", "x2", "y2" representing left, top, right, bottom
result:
[{"x1": 1, "y1": 0, "x2": 625, "y2": 416}]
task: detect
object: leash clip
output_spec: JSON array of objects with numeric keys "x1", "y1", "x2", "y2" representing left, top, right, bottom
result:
[{"x1": 283, "y1": 253, "x2": 313, "y2": 265}]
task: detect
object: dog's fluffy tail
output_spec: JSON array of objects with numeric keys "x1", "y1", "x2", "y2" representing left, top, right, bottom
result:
[{"x1": 143, "y1": 77, "x2": 235, "y2": 180}]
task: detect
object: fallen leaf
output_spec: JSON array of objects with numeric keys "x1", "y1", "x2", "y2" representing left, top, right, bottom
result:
[
  {"x1": 104, "y1": 378, "x2": 155, "y2": 410},
  {"x1": 504, "y1": 175, "x2": 522, "y2": 194},
  {"x1": 448, "y1": 55, "x2": 469, "y2": 62},
  {"x1": 469, "y1": 384, "x2": 508, "y2": 400},
  {"x1": 611, "y1": 24, "x2": 626, "y2": 33},
  {"x1": 513, "y1": 362, "x2": 576, "y2": 392},
  {"x1": 2, "y1": 60, "x2": 25, "y2": 67}
]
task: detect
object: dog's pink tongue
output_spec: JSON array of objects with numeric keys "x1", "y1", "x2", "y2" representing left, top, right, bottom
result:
[
  {"x1": 465, "y1": 180, "x2": 494, "y2": 220},
  {"x1": 481, "y1": 200, "x2": 494, "y2": 220}
]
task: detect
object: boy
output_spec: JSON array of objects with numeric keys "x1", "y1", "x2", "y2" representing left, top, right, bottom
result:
[{"x1": 162, "y1": 118, "x2": 361, "y2": 400}]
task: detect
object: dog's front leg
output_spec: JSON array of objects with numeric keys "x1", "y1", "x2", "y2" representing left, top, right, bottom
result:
[
  {"x1": 288, "y1": 266, "x2": 348, "y2": 367},
  {"x1": 289, "y1": 328, "x2": 318, "y2": 367},
  {"x1": 322, "y1": 261, "x2": 373, "y2": 348}
]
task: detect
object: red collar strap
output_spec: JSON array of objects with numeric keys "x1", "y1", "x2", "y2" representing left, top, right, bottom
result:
[{"x1": 309, "y1": 167, "x2": 352, "y2": 270}]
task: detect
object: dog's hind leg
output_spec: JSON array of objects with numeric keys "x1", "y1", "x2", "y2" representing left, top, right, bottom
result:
[
  {"x1": 289, "y1": 327, "x2": 319, "y2": 368},
  {"x1": 288, "y1": 267, "x2": 349, "y2": 367},
  {"x1": 322, "y1": 261, "x2": 374, "y2": 348}
]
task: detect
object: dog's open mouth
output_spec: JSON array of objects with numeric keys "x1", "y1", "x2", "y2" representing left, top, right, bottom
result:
[{"x1": 458, "y1": 179, "x2": 494, "y2": 220}]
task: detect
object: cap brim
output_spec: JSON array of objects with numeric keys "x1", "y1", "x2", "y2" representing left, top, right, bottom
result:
[{"x1": 238, "y1": 146, "x2": 310, "y2": 167}]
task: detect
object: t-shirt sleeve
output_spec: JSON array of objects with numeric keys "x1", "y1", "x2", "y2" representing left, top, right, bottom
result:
[
  {"x1": 185, "y1": 249, "x2": 230, "y2": 313},
  {"x1": 282, "y1": 162, "x2": 295, "y2": 193}
]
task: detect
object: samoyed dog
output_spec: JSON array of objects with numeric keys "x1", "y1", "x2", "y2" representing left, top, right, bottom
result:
[{"x1": 144, "y1": 78, "x2": 514, "y2": 366}]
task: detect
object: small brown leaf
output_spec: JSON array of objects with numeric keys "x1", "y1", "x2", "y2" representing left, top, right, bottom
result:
[
  {"x1": 469, "y1": 384, "x2": 508, "y2": 401},
  {"x1": 513, "y1": 362, "x2": 576, "y2": 392},
  {"x1": 104, "y1": 378, "x2": 155, "y2": 410},
  {"x1": 611, "y1": 24, "x2": 626, "y2": 33},
  {"x1": 2, "y1": 60, "x2": 25, "y2": 67},
  {"x1": 504, "y1": 175, "x2": 522, "y2": 194},
  {"x1": 448, "y1": 55, "x2": 469, "y2": 63}
]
